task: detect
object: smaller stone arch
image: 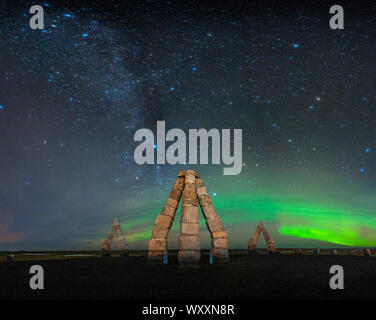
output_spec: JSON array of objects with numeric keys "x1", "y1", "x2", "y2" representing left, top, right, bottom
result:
[
  {"x1": 101, "y1": 218, "x2": 129, "y2": 257},
  {"x1": 248, "y1": 221, "x2": 276, "y2": 254}
]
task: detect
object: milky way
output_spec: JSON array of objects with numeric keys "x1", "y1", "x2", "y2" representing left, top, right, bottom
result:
[{"x1": 0, "y1": 0, "x2": 375, "y2": 250}]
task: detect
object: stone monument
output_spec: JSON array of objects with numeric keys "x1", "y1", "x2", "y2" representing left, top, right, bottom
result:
[
  {"x1": 148, "y1": 170, "x2": 230, "y2": 265},
  {"x1": 248, "y1": 221, "x2": 276, "y2": 254},
  {"x1": 101, "y1": 218, "x2": 129, "y2": 257}
]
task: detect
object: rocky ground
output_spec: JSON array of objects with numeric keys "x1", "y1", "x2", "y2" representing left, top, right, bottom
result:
[{"x1": 0, "y1": 251, "x2": 375, "y2": 300}]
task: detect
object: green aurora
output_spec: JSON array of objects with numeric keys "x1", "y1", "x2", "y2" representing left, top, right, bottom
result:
[{"x1": 111, "y1": 169, "x2": 376, "y2": 249}]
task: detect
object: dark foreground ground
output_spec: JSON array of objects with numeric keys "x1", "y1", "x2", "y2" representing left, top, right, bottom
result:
[{"x1": 0, "y1": 251, "x2": 375, "y2": 300}]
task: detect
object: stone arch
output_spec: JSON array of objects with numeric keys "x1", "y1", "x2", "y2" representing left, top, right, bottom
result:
[
  {"x1": 101, "y1": 218, "x2": 129, "y2": 257},
  {"x1": 148, "y1": 170, "x2": 230, "y2": 265},
  {"x1": 248, "y1": 221, "x2": 276, "y2": 254}
]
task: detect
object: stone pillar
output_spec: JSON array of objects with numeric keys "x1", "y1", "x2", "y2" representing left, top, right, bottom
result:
[
  {"x1": 114, "y1": 219, "x2": 129, "y2": 257},
  {"x1": 196, "y1": 178, "x2": 229, "y2": 263},
  {"x1": 148, "y1": 176, "x2": 184, "y2": 264},
  {"x1": 101, "y1": 221, "x2": 117, "y2": 256},
  {"x1": 262, "y1": 226, "x2": 276, "y2": 254},
  {"x1": 248, "y1": 222, "x2": 263, "y2": 254},
  {"x1": 178, "y1": 170, "x2": 201, "y2": 266}
]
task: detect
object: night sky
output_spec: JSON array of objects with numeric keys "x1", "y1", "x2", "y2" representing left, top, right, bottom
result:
[{"x1": 1, "y1": 0, "x2": 375, "y2": 251}]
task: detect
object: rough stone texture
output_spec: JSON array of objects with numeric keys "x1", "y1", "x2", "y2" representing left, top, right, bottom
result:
[
  {"x1": 101, "y1": 218, "x2": 129, "y2": 256},
  {"x1": 266, "y1": 239, "x2": 276, "y2": 254},
  {"x1": 151, "y1": 225, "x2": 169, "y2": 239},
  {"x1": 169, "y1": 189, "x2": 181, "y2": 201},
  {"x1": 178, "y1": 171, "x2": 201, "y2": 264},
  {"x1": 155, "y1": 214, "x2": 173, "y2": 229},
  {"x1": 196, "y1": 186, "x2": 207, "y2": 197},
  {"x1": 181, "y1": 223, "x2": 199, "y2": 235},
  {"x1": 248, "y1": 223, "x2": 263, "y2": 251},
  {"x1": 148, "y1": 177, "x2": 183, "y2": 263},
  {"x1": 161, "y1": 205, "x2": 175, "y2": 218},
  {"x1": 248, "y1": 221, "x2": 276, "y2": 254},
  {"x1": 178, "y1": 170, "x2": 200, "y2": 178},
  {"x1": 148, "y1": 170, "x2": 229, "y2": 265},
  {"x1": 201, "y1": 204, "x2": 217, "y2": 220},
  {"x1": 179, "y1": 235, "x2": 201, "y2": 251},
  {"x1": 148, "y1": 238, "x2": 167, "y2": 251},
  {"x1": 165, "y1": 197, "x2": 179, "y2": 209},
  {"x1": 211, "y1": 238, "x2": 228, "y2": 249},
  {"x1": 206, "y1": 215, "x2": 224, "y2": 233},
  {"x1": 101, "y1": 239, "x2": 111, "y2": 253},
  {"x1": 181, "y1": 206, "x2": 200, "y2": 223},
  {"x1": 196, "y1": 177, "x2": 229, "y2": 263},
  {"x1": 212, "y1": 231, "x2": 227, "y2": 239}
]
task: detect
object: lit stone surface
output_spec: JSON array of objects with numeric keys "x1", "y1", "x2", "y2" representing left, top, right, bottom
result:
[
  {"x1": 148, "y1": 170, "x2": 230, "y2": 264},
  {"x1": 101, "y1": 218, "x2": 129, "y2": 257},
  {"x1": 248, "y1": 221, "x2": 276, "y2": 254}
]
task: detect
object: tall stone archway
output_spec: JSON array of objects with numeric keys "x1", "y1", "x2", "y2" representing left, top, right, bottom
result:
[
  {"x1": 148, "y1": 170, "x2": 230, "y2": 265},
  {"x1": 248, "y1": 221, "x2": 276, "y2": 254},
  {"x1": 101, "y1": 218, "x2": 129, "y2": 257}
]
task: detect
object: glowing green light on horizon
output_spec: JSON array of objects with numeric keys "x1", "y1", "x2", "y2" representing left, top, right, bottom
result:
[{"x1": 113, "y1": 181, "x2": 376, "y2": 248}]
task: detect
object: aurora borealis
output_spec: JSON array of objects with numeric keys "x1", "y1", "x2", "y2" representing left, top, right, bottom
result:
[{"x1": 0, "y1": 0, "x2": 375, "y2": 250}]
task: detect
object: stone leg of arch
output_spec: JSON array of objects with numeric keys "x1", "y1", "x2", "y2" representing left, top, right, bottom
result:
[
  {"x1": 196, "y1": 178, "x2": 230, "y2": 263},
  {"x1": 101, "y1": 222, "x2": 116, "y2": 256},
  {"x1": 262, "y1": 227, "x2": 276, "y2": 254},
  {"x1": 114, "y1": 219, "x2": 129, "y2": 257},
  {"x1": 248, "y1": 223, "x2": 263, "y2": 255},
  {"x1": 101, "y1": 237, "x2": 112, "y2": 256},
  {"x1": 263, "y1": 231, "x2": 277, "y2": 254},
  {"x1": 148, "y1": 176, "x2": 184, "y2": 264},
  {"x1": 178, "y1": 172, "x2": 201, "y2": 266}
]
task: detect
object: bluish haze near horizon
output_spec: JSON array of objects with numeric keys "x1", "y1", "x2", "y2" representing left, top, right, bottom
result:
[{"x1": 0, "y1": 0, "x2": 375, "y2": 251}]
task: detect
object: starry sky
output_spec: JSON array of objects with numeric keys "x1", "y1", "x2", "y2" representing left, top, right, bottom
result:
[{"x1": 1, "y1": 0, "x2": 376, "y2": 251}]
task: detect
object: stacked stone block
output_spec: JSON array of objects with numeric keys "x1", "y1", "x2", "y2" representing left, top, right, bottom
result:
[
  {"x1": 148, "y1": 169, "x2": 230, "y2": 265},
  {"x1": 248, "y1": 221, "x2": 276, "y2": 254},
  {"x1": 178, "y1": 170, "x2": 201, "y2": 265},
  {"x1": 148, "y1": 176, "x2": 184, "y2": 264},
  {"x1": 248, "y1": 222, "x2": 263, "y2": 253},
  {"x1": 101, "y1": 218, "x2": 129, "y2": 257},
  {"x1": 196, "y1": 178, "x2": 229, "y2": 263},
  {"x1": 262, "y1": 226, "x2": 276, "y2": 254}
]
